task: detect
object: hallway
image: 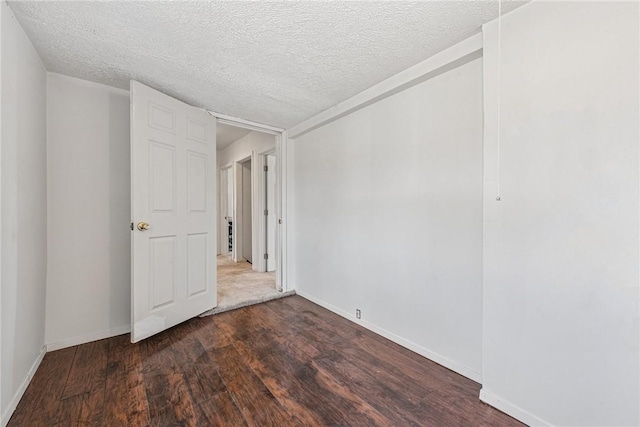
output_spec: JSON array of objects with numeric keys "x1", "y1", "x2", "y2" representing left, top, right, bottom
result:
[{"x1": 201, "y1": 256, "x2": 292, "y2": 316}]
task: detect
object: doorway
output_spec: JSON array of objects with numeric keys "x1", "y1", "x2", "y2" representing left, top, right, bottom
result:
[
  {"x1": 130, "y1": 81, "x2": 290, "y2": 341},
  {"x1": 219, "y1": 165, "x2": 233, "y2": 256},
  {"x1": 241, "y1": 158, "x2": 252, "y2": 263},
  {"x1": 204, "y1": 124, "x2": 292, "y2": 316}
]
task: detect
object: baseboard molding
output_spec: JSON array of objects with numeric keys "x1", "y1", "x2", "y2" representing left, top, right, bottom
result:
[
  {"x1": 480, "y1": 388, "x2": 551, "y2": 426},
  {"x1": 295, "y1": 290, "x2": 482, "y2": 383},
  {"x1": 1, "y1": 345, "x2": 47, "y2": 427},
  {"x1": 46, "y1": 325, "x2": 131, "y2": 351}
]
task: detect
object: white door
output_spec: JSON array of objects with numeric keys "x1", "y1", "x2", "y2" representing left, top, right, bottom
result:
[
  {"x1": 266, "y1": 155, "x2": 276, "y2": 271},
  {"x1": 232, "y1": 163, "x2": 243, "y2": 263},
  {"x1": 130, "y1": 81, "x2": 217, "y2": 343}
]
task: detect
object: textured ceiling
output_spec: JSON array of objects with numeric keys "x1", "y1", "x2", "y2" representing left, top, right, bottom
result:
[
  {"x1": 216, "y1": 123, "x2": 251, "y2": 150},
  {"x1": 9, "y1": 1, "x2": 525, "y2": 129}
]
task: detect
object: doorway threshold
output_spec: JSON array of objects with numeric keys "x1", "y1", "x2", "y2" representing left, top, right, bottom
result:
[{"x1": 200, "y1": 290, "x2": 295, "y2": 317}]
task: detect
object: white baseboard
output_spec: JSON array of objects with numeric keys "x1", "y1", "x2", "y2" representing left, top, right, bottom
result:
[
  {"x1": 1, "y1": 345, "x2": 47, "y2": 427},
  {"x1": 46, "y1": 325, "x2": 131, "y2": 351},
  {"x1": 480, "y1": 388, "x2": 551, "y2": 426},
  {"x1": 295, "y1": 290, "x2": 482, "y2": 383}
]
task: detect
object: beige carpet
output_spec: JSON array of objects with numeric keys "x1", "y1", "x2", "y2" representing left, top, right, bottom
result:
[{"x1": 201, "y1": 255, "x2": 294, "y2": 316}]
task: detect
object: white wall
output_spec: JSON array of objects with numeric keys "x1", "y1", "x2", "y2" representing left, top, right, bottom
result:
[
  {"x1": 481, "y1": 2, "x2": 639, "y2": 426},
  {"x1": 217, "y1": 131, "x2": 275, "y2": 167},
  {"x1": 46, "y1": 73, "x2": 131, "y2": 349},
  {"x1": 0, "y1": 2, "x2": 47, "y2": 423},
  {"x1": 226, "y1": 168, "x2": 233, "y2": 218},
  {"x1": 291, "y1": 57, "x2": 484, "y2": 380}
]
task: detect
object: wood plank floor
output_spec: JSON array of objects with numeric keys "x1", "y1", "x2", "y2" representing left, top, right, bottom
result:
[{"x1": 9, "y1": 296, "x2": 524, "y2": 426}]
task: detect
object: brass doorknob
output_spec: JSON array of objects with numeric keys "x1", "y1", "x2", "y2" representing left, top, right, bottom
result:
[{"x1": 137, "y1": 222, "x2": 150, "y2": 231}]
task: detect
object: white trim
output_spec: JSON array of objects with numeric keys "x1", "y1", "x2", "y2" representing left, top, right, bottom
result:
[
  {"x1": 277, "y1": 132, "x2": 289, "y2": 292},
  {"x1": 252, "y1": 147, "x2": 277, "y2": 274},
  {"x1": 0, "y1": 2, "x2": 4, "y2": 416},
  {"x1": 251, "y1": 150, "x2": 263, "y2": 271},
  {"x1": 234, "y1": 155, "x2": 254, "y2": 264},
  {"x1": 479, "y1": 388, "x2": 552, "y2": 427},
  {"x1": 288, "y1": 33, "x2": 483, "y2": 139},
  {"x1": 46, "y1": 325, "x2": 131, "y2": 352},
  {"x1": 1, "y1": 345, "x2": 46, "y2": 427},
  {"x1": 637, "y1": 4, "x2": 640, "y2": 426},
  {"x1": 232, "y1": 159, "x2": 243, "y2": 263},
  {"x1": 206, "y1": 110, "x2": 284, "y2": 134},
  {"x1": 296, "y1": 290, "x2": 482, "y2": 383}
]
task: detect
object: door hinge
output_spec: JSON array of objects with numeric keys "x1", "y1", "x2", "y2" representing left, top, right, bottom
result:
[
  {"x1": 264, "y1": 209, "x2": 268, "y2": 216},
  {"x1": 264, "y1": 253, "x2": 268, "y2": 260},
  {"x1": 264, "y1": 165, "x2": 268, "y2": 172},
  {"x1": 278, "y1": 218, "x2": 282, "y2": 224}
]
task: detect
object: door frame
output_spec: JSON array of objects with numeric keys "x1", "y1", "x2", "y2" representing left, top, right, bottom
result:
[
  {"x1": 234, "y1": 155, "x2": 252, "y2": 265},
  {"x1": 207, "y1": 110, "x2": 288, "y2": 292},
  {"x1": 218, "y1": 162, "x2": 233, "y2": 257}
]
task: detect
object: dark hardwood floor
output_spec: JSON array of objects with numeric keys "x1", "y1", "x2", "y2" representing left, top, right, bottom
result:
[{"x1": 9, "y1": 296, "x2": 524, "y2": 426}]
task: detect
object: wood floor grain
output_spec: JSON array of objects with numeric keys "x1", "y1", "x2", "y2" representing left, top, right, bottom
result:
[{"x1": 8, "y1": 296, "x2": 524, "y2": 427}]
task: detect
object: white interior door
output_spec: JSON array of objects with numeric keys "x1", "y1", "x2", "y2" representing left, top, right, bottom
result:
[
  {"x1": 130, "y1": 81, "x2": 217, "y2": 343},
  {"x1": 233, "y1": 163, "x2": 243, "y2": 263},
  {"x1": 266, "y1": 155, "x2": 276, "y2": 271}
]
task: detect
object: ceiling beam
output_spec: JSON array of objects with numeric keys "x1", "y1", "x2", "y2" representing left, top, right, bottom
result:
[
  {"x1": 287, "y1": 32, "x2": 483, "y2": 140},
  {"x1": 206, "y1": 110, "x2": 284, "y2": 135}
]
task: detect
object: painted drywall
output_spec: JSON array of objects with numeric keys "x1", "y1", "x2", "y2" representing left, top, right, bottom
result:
[
  {"x1": 291, "y1": 57, "x2": 484, "y2": 380},
  {"x1": 217, "y1": 131, "x2": 275, "y2": 167},
  {"x1": 46, "y1": 73, "x2": 131, "y2": 349},
  {"x1": 481, "y1": 2, "x2": 639, "y2": 426},
  {"x1": 0, "y1": 2, "x2": 47, "y2": 423},
  {"x1": 226, "y1": 168, "x2": 233, "y2": 218}
]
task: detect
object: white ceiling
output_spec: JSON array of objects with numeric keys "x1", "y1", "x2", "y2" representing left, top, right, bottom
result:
[
  {"x1": 9, "y1": 1, "x2": 525, "y2": 129},
  {"x1": 216, "y1": 123, "x2": 251, "y2": 150}
]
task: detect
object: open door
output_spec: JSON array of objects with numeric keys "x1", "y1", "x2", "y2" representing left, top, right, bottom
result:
[
  {"x1": 130, "y1": 81, "x2": 217, "y2": 343},
  {"x1": 266, "y1": 155, "x2": 276, "y2": 272}
]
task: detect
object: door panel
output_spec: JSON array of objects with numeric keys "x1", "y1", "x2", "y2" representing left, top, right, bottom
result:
[
  {"x1": 131, "y1": 81, "x2": 217, "y2": 343},
  {"x1": 150, "y1": 142, "x2": 176, "y2": 212},
  {"x1": 187, "y1": 233, "x2": 208, "y2": 296},
  {"x1": 187, "y1": 151, "x2": 207, "y2": 212},
  {"x1": 149, "y1": 236, "x2": 176, "y2": 308}
]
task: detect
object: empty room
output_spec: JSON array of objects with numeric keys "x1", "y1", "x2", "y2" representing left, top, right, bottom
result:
[{"x1": 1, "y1": 1, "x2": 638, "y2": 426}]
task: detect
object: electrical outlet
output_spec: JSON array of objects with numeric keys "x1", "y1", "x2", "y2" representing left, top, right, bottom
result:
[{"x1": 356, "y1": 309, "x2": 361, "y2": 319}]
